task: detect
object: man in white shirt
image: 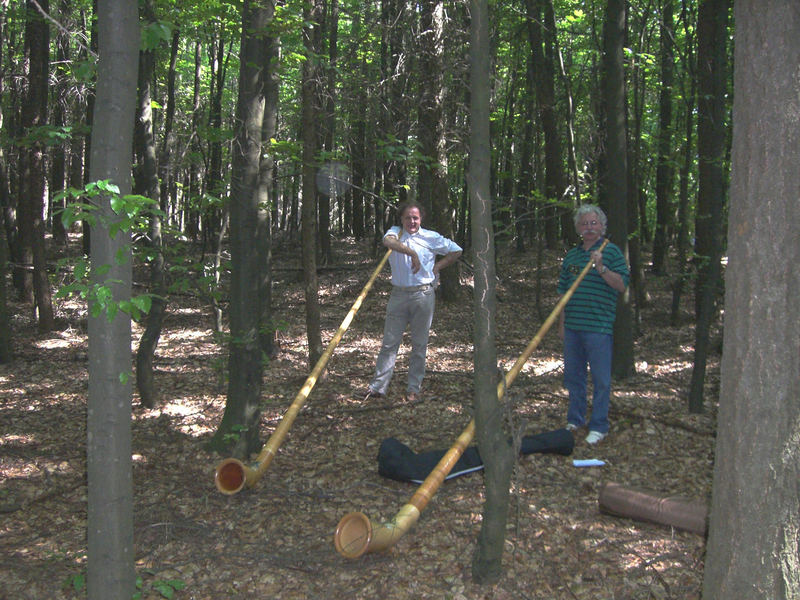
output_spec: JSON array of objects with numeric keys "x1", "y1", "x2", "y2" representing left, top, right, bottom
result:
[{"x1": 364, "y1": 202, "x2": 462, "y2": 402}]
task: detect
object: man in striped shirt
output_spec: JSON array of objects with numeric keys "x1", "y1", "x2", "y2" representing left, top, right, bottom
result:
[{"x1": 557, "y1": 204, "x2": 629, "y2": 444}]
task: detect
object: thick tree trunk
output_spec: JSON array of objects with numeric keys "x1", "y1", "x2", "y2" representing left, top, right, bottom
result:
[
  {"x1": 419, "y1": 0, "x2": 460, "y2": 300},
  {"x1": 208, "y1": 0, "x2": 275, "y2": 457},
  {"x1": 702, "y1": 3, "x2": 800, "y2": 596},
  {"x1": 86, "y1": 0, "x2": 139, "y2": 596}
]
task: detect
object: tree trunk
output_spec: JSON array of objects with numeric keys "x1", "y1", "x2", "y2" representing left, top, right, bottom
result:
[
  {"x1": 418, "y1": 0, "x2": 459, "y2": 300},
  {"x1": 470, "y1": 0, "x2": 514, "y2": 584},
  {"x1": 133, "y1": 1, "x2": 166, "y2": 409},
  {"x1": 20, "y1": 0, "x2": 54, "y2": 330},
  {"x1": 159, "y1": 27, "x2": 180, "y2": 215},
  {"x1": 546, "y1": 0, "x2": 580, "y2": 225},
  {"x1": 535, "y1": 0, "x2": 566, "y2": 248},
  {"x1": 670, "y1": 0, "x2": 696, "y2": 326},
  {"x1": 600, "y1": 0, "x2": 635, "y2": 379},
  {"x1": 301, "y1": 0, "x2": 324, "y2": 367},
  {"x1": 317, "y1": 0, "x2": 338, "y2": 265},
  {"x1": 259, "y1": 26, "x2": 280, "y2": 360},
  {"x1": 86, "y1": 0, "x2": 139, "y2": 596},
  {"x1": 702, "y1": 3, "x2": 800, "y2": 596},
  {"x1": 0, "y1": 206, "x2": 11, "y2": 363},
  {"x1": 515, "y1": 53, "x2": 535, "y2": 253},
  {"x1": 50, "y1": 0, "x2": 71, "y2": 247},
  {"x1": 208, "y1": 0, "x2": 276, "y2": 457},
  {"x1": 652, "y1": 0, "x2": 676, "y2": 275},
  {"x1": 688, "y1": 0, "x2": 729, "y2": 414}
]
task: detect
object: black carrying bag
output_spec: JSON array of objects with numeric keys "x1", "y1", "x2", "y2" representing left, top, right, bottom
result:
[{"x1": 378, "y1": 428, "x2": 574, "y2": 484}]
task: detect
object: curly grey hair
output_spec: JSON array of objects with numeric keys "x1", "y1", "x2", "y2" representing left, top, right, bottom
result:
[{"x1": 573, "y1": 204, "x2": 607, "y2": 234}]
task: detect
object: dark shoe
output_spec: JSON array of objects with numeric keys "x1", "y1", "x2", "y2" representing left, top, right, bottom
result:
[
  {"x1": 362, "y1": 388, "x2": 385, "y2": 401},
  {"x1": 405, "y1": 392, "x2": 420, "y2": 402}
]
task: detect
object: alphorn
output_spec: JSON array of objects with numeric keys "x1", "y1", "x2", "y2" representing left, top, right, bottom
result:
[
  {"x1": 215, "y1": 249, "x2": 393, "y2": 495},
  {"x1": 334, "y1": 238, "x2": 610, "y2": 558}
]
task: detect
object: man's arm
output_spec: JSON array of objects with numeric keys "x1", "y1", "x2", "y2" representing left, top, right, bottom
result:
[
  {"x1": 383, "y1": 233, "x2": 421, "y2": 273},
  {"x1": 433, "y1": 250, "x2": 462, "y2": 275}
]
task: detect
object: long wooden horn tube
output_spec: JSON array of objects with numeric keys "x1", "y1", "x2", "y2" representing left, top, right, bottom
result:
[
  {"x1": 334, "y1": 239, "x2": 609, "y2": 558},
  {"x1": 215, "y1": 250, "x2": 393, "y2": 494}
]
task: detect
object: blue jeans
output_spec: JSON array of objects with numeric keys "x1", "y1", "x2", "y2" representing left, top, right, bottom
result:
[{"x1": 564, "y1": 328, "x2": 612, "y2": 433}]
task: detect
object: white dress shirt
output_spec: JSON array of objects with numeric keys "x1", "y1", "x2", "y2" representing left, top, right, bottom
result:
[{"x1": 384, "y1": 225, "x2": 462, "y2": 287}]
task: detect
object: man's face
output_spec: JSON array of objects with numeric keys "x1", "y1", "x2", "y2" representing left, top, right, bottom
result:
[
  {"x1": 578, "y1": 212, "x2": 602, "y2": 241},
  {"x1": 401, "y1": 207, "x2": 422, "y2": 234}
]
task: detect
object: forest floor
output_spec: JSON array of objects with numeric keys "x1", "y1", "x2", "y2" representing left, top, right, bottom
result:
[{"x1": 0, "y1": 236, "x2": 718, "y2": 600}]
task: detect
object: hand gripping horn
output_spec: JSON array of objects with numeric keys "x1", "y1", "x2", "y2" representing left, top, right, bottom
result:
[
  {"x1": 334, "y1": 238, "x2": 610, "y2": 558},
  {"x1": 215, "y1": 250, "x2": 393, "y2": 494}
]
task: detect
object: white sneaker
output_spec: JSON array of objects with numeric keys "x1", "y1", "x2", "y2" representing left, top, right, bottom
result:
[
  {"x1": 565, "y1": 423, "x2": 578, "y2": 432},
  {"x1": 585, "y1": 430, "x2": 606, "y2": 445}
]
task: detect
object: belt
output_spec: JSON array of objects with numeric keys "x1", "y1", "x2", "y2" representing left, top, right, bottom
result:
[{"x1": 394, "y1": 283, "x2": 433, "y2": 292}]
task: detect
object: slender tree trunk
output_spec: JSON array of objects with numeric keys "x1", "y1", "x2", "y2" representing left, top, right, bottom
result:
[
  {"x1": 703, "y1": 4, "x2": 800, "y2": 596},
  {"x1": 547, "y1": 0, "x2": 580, "y2": 224},
  {"x1": 50, "y1": 0, "x2": 71, "y2": 247},
  {"x1": 526, "y1": 0, "x2": 561, "y2": 249},
  {"x1": 259, "y1": 23, "x2": 280, "y2": 359},
  {"x1": 0, "y1": 15, "x2": 13, "y2": 331},
  {"x1": 652, "y1": 0, "x2": 676, "y2": 275},
  {"x1": 470, "y1": 0, "x2": 514, "y2": 584},
  {"x1": 133, "y1": 0, "x2": 166, "y2": 409},
  {"x1": 86, "y1": 0, "x2": 139, "y2": 596},
  {"x1": 159, "y1": 28, "x2": 180, "y2": 215},
  {"x1": 600, "y1": 0, "x2": 635, "y2": 379},
  {"x1": 515, "y1": 53, "x2": 535, "y2": 253},
  {"x1": 0, "y1": 206, "x2": 10, "y2": 363},
  {"x1": 317, "y1": 0, "x2": 338, "y2": 265},
  {"x1": 670, "y1": 0, "x2": 696, "y2": 326},
  {"x1": 688, "y1": 0, "x2": 729, "y2": 414},
  {"x1": 301, "y1": 0, "x2": 324, "y2": 367},
  {"x1": 81, "y1": 0, "x2": 98, "y2": 258},
  {"x1": 20, "y1": 0, "x2": 54, "y2": 330}
]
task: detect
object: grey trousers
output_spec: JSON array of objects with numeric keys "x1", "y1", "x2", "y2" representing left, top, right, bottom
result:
[{"x1": 370, "y1": 286, "x2": 436, "y2": 395}]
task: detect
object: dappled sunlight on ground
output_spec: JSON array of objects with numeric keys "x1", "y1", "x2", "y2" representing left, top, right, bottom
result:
[{"x1": 1, "y1": 238, "x2": 719, "y2": 599}]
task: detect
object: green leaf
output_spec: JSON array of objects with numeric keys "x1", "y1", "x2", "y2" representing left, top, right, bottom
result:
[{"x1": 131, "y1": 294, "x2": 153, "y2": 315}]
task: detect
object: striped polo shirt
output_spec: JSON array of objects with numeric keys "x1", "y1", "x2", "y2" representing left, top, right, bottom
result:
[{"x1": 556, "y1": 238, "x2": 629, "y2": 334}]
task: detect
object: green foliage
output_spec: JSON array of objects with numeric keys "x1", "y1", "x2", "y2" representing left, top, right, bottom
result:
[
  {"x1": 133, "y1": 571, "x2": 187, "y2": 600},
  {"x1": 222, "y1": 423, "x2": 248, "y2": 446},
  {"x1": 61, "y1": 564, "x2": 188, "y2": 599},
  {"x1": 16, "y1": 125, "x2": 76, "y2": 147},
  {"x1": 54, "y1": 180, "x2": 162, "y2": 323},
  {"x1": 135, "y1": 571, "x2": 187, "y2": 599},
  {"x1": 142, "y1": 20, "x2": 174, "y2": 51},
  {"x1": 63, "y1": 572, "x2": 86, "y2": 593}
]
